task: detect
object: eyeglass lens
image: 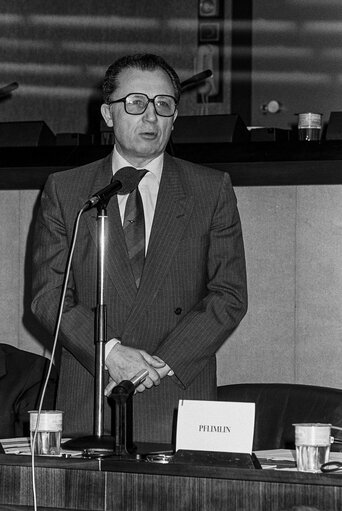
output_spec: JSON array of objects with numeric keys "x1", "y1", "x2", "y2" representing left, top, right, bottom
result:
[{"x1": 125, "y1": 94, "x2": 176, "y2": 116}]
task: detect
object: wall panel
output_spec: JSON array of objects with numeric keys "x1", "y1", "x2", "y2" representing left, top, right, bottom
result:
[
  {"x1": 0, "y1": 191, "x2": 20, "y2": 346},
  {"x1": 296, "y1": 185, "x2": 342, "y2": 388},
  {"x1": 217, "y1": 186, "x2": 297, "y2": 385}
]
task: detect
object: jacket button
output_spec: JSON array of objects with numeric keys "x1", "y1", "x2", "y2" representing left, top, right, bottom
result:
[{"x1": 174, "y1": 308, "x2": 182, "y2": 315}]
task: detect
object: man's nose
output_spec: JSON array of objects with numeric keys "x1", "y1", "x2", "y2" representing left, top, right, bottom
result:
[{"x1": 143, "y1": 101, "x2": 158, "y2": 120}]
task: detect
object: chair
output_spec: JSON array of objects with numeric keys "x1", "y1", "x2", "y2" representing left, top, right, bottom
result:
[
  {"x1": 0, "y1": 343, "x2": 57, "y2": 437},
  {"x1": 217, "y1": 383, "x2": 342, "y2": 451}
]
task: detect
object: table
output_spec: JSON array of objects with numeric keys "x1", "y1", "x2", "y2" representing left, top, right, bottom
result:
[{"x1": 0, "y1": 451, "x2": 341, "y2": 510}]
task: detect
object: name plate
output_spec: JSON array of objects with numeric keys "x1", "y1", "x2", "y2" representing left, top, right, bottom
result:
[{"x1": 176, "y1": 399, "x2": 255, "y2": 454}]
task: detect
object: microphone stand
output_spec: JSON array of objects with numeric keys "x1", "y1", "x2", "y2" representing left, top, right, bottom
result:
[
  {"x1": 94, "y1": 202, "x2": 110, "y2": 441},
  {"x1": 64, "y1": 202, "x2": 114, "y2": 453}
]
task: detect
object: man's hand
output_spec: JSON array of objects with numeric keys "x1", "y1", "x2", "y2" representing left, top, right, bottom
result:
[{"x1": 104, "y1": 344, "x2": 166, "y2": 395}]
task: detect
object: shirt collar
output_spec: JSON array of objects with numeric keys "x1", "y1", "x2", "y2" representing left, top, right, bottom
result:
[{"x1": 112, "y1": 145, "x2": 163, "y2": 185}]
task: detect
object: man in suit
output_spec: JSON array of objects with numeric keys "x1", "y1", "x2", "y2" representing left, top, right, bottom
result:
[
  {"x1": 31, "y1": 53, "x2": 247, "y2": 444},
  {"x1": 0, "y1": 343, "x2": 57, "y2": 438}
]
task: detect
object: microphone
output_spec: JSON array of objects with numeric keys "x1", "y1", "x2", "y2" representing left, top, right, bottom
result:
[
  {"x1": 109, "y1": 369, "x2": 149, "y2": 456},
  {"x1": 180, "y1": 69, "x2": 213, "y2": 92},
  {"x1": 130, "y1": 369, "x2": 149, "y2": 389},
  {"x1": 83, "y1": 166, "x2": 143, "y2": 210},
  {"x1": 0, "y1": 82, "x2": 19, "y2": 99},
  {"x1": 110, "y1": 370, "x2": 149, "y2": 401}
]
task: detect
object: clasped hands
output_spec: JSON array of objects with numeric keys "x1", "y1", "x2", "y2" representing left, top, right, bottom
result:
[{"x1": 104, "y1": 343, "x2": 171, "y2": 396}]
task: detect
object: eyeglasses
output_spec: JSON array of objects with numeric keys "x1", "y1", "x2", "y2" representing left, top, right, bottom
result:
[{"x1": 108, "y1": 93, "x2": 177, "y2": 117}]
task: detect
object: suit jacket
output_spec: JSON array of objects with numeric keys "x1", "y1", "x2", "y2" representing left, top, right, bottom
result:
[
  {"x1": 0, "y1": 344, "x2": 57, "y2": 438},
  {"x1": 31, "y1": 152, "x2": 247, "y2": 443}
]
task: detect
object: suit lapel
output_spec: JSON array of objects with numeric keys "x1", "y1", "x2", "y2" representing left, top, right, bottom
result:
[
  {"x1": 0, "y1": 345, "x2": 6, "y2": 378},
  {"x1": 123, "y1": 154, "x2": 194, "y2": 328},
  {"x1": 81, "y1": 154, "x2": 137, "y2": 306}
]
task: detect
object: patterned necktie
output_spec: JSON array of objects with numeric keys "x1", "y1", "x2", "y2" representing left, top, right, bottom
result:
[{"x1": 122, "y1": 168, "x2": 148, "y2": 288}]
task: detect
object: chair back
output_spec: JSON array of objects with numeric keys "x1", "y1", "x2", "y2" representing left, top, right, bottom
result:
[{"x1": 217, "y1": 383, "x2": 342, "y2": 451}]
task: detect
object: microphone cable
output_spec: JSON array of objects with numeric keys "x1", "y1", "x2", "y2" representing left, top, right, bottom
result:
[{"x1": 31, "y1": 203, "x2": 87, "y2": 511}]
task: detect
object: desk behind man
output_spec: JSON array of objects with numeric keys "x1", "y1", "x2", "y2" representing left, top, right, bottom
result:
[{"x1": 31, "y1": 53, "x2": 247, "y2": 443}]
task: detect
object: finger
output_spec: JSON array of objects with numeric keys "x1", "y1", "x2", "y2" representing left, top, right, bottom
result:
[
  {"x1": 146, "y1": 368, "x2": 161, "y2": 386},
  {"x1": 155, "y1": 365, "x2": 171, "y2": 379},
  {"x1": 141, "y1": 376, "x2": 154, "y2": 389},
  {"x1": 140, "y1": 351, "x2": 165, "y2": 367},
  {"x1": 152, "y1": 355, "x2": 166, "y2": 365},
  {"x1": 104, "y1": 379, "x2": 117, "y2": 397},
  {"x1": 150, "y1": 358, "x2": 166, "y2": 367},
  {"x1": 135, "y1": 383, "x2": 147, "y2": 393}
]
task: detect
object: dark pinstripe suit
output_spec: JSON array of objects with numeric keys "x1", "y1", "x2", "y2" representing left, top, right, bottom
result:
[{"x1": 31, "y1": 151, "x2": 247, "y2": 443}]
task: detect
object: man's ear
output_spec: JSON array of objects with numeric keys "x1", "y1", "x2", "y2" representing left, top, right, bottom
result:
[
  {"x1": 101, "y1": 103, "x2": 113, "y2": 127},
  {"x1": 173, "y1": 109, "x2": 178, "y2": 124}
]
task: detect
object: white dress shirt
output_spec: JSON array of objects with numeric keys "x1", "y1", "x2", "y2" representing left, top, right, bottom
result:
[{"x1": 113, "y1": 146, "x2": 163, "y2": 252}]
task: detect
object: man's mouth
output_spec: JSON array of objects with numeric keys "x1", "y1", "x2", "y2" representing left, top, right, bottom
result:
[{"x1": 140, "y1": 131, "x2": 157, "y2": 139}]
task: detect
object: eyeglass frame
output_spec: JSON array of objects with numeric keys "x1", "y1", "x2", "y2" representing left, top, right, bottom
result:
[{"x1": 107, "y1": 92, "x2": 178, "y2": 117}]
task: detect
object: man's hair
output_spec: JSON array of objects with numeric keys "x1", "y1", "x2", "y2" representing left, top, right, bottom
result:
[{"x1": 102, "y1": 53, "x2": 182, "y2": 104}]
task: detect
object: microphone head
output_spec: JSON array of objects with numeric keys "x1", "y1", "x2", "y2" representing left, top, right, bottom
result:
[
  {"x1": 83, "y1": 166, "x2": 145, "y2": 211},
  {"x1": 180, "y1": 69, "x2": 213, "y2": 92},
  {"x1": 115, "y1": 166, "x2": 145, "y2": 194},
  {"x1": 0, "y1": 81, "x2": 19, "y2": 98}
]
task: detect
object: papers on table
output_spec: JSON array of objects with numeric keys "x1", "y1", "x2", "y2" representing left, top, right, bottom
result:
[
  {"x1": 0, "y1": 437, "x2": 83, "y2": 457},
  {"x1": 255, "y1": 449, "x2": 342, "y2": 471},
  {"x1": 0, "y1": 437, "x2": 31, "y2": 455}
]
